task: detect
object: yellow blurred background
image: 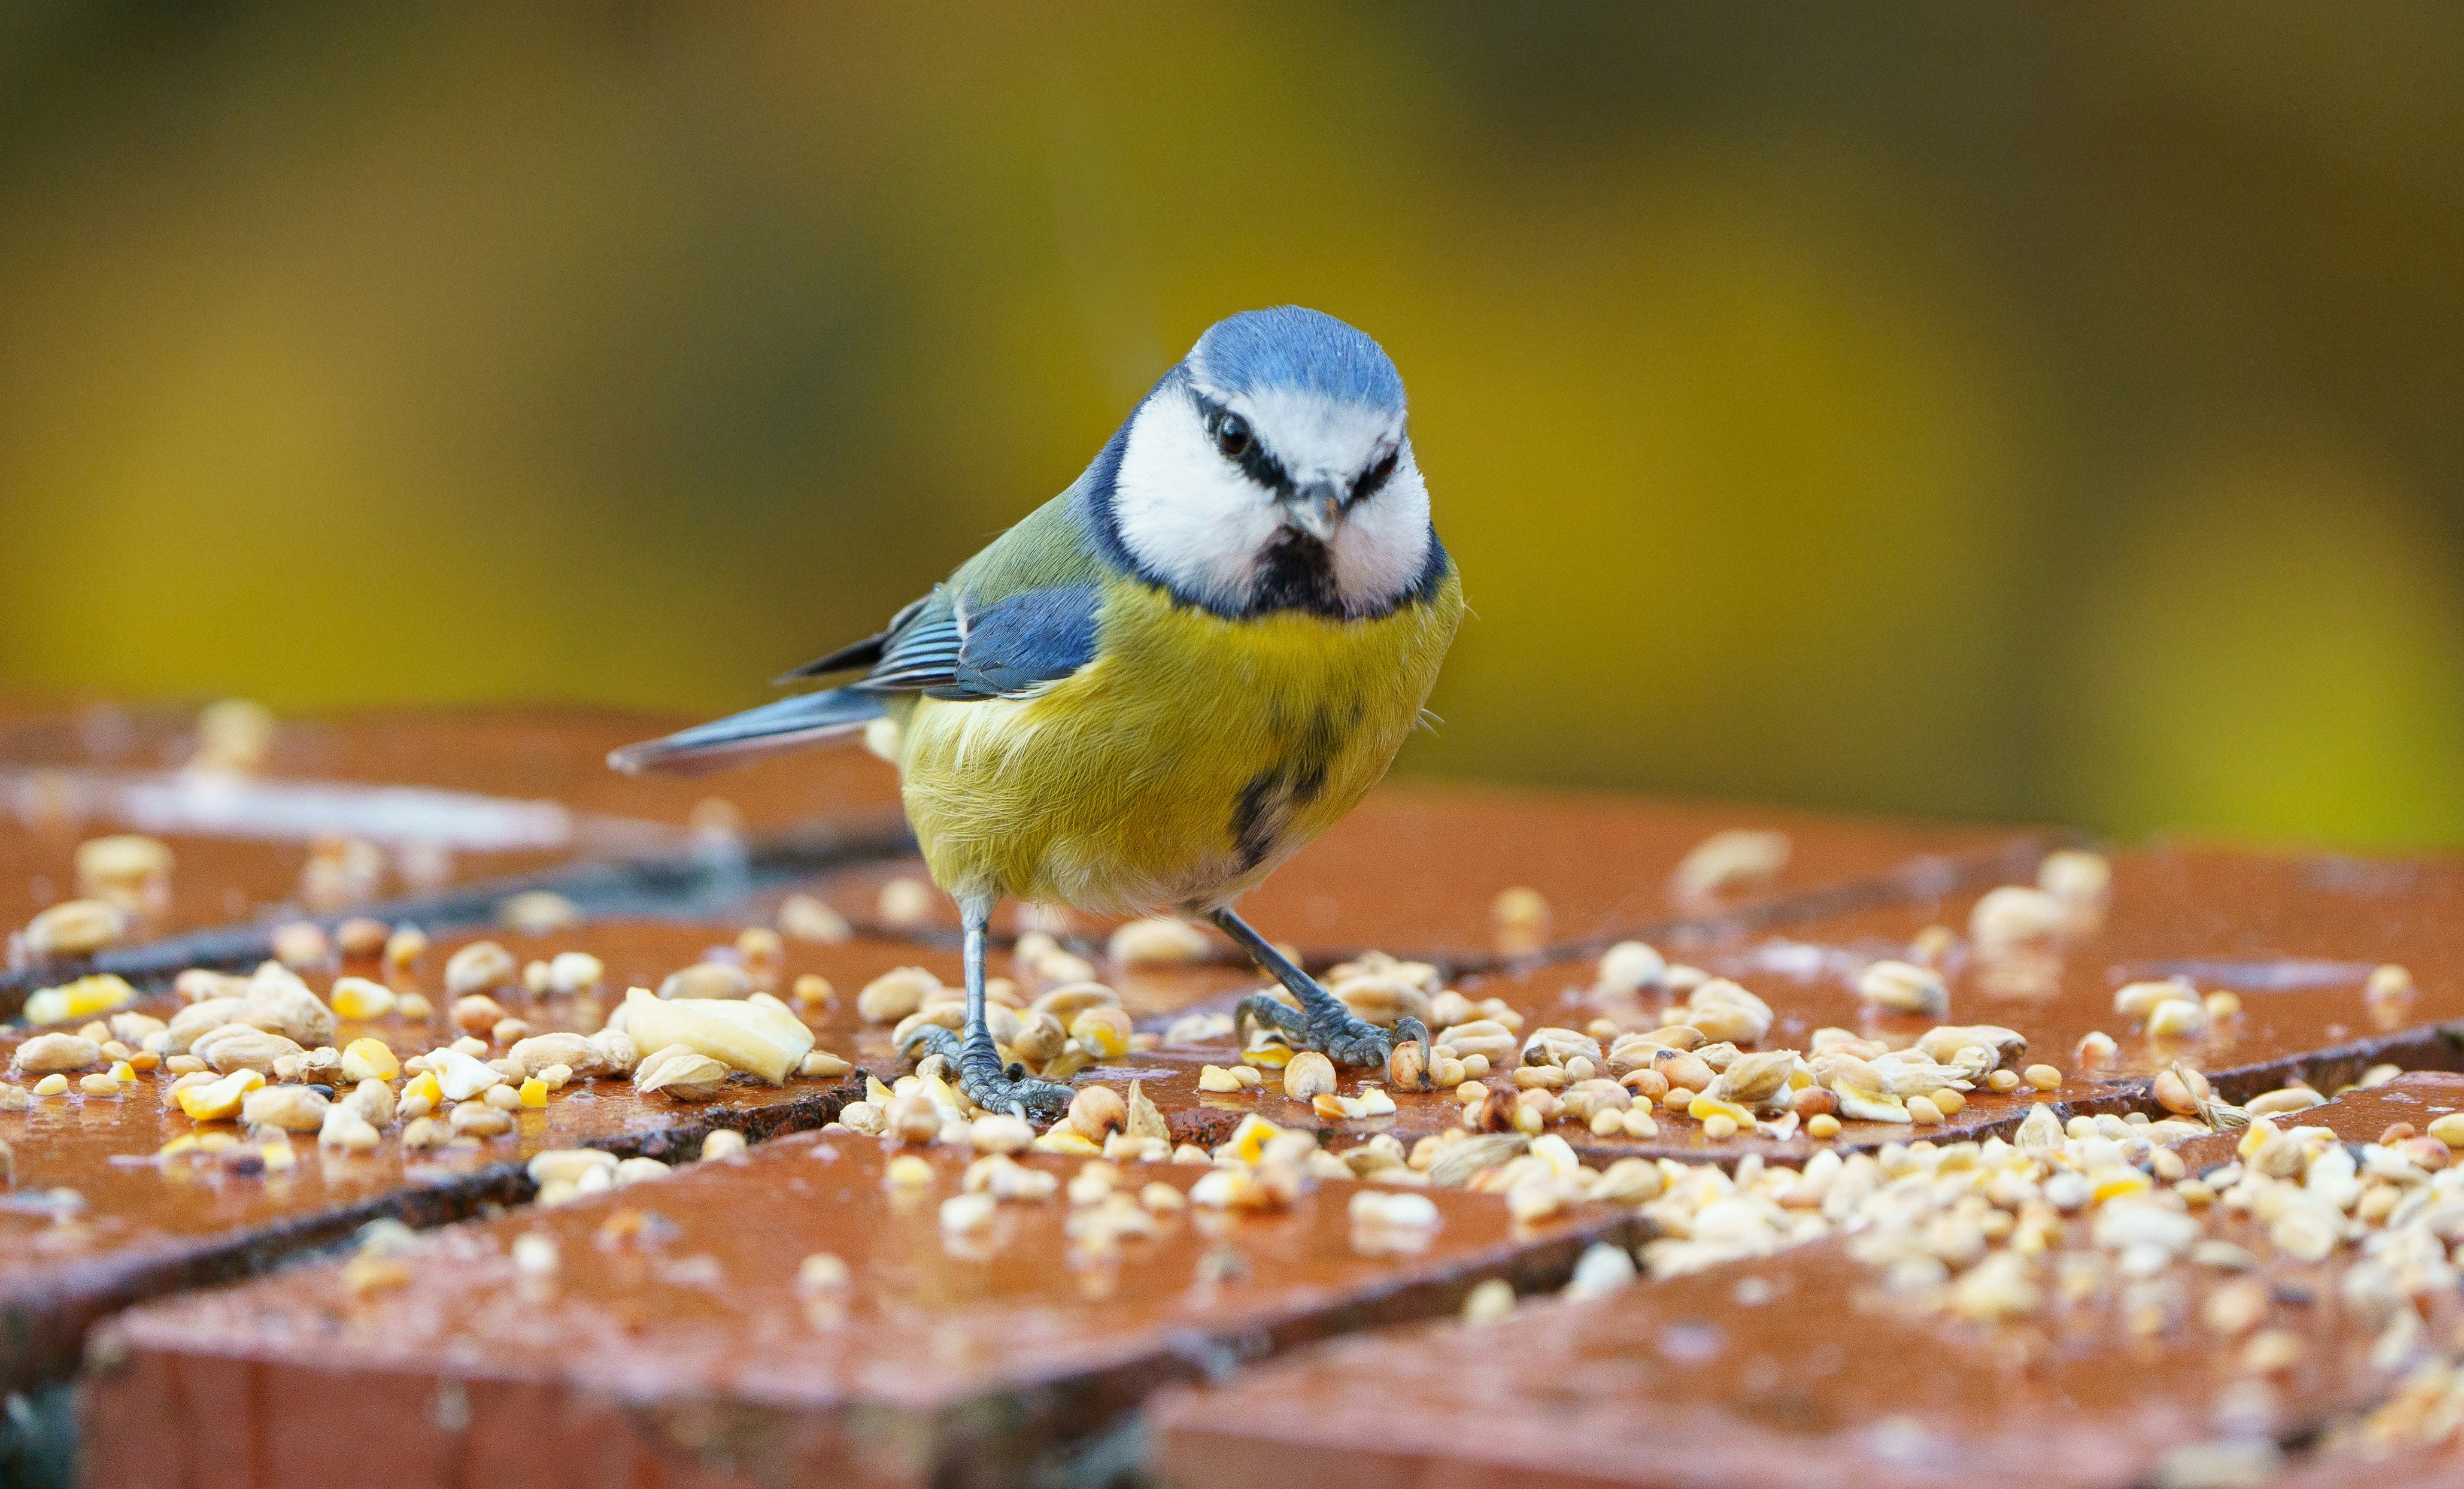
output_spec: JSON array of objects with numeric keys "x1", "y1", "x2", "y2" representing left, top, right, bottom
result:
[{"x1": 2, "y1": 5, "x2": 2458, "y2": 848}]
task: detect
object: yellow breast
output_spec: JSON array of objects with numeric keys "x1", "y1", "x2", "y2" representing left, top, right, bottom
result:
[{"x1": 891, "y1": 570, "x2": 1462, "y2": 914}]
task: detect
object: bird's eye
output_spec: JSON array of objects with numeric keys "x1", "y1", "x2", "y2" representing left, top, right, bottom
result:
[
  {"x1": 1355, "y1": 449, "x2": 1400, "y2": 501},
  {"x1": 1215, "y1": 414, "x2": 1252, "y2": 459}
]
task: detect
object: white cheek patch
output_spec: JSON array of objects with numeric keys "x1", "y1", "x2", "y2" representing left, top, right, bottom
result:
[
  {"x1": 1112, "y1": 395, "x2": 1279, "y2": 611},
  {"x1": 1330, "y1": 450, "x2": 1433, "y2": 609}
]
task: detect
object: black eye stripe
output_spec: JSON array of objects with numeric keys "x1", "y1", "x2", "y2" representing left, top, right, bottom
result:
[
  {"x1": 1193, "y1": 390, "x2": 1405, "y2": 507},
  {"x1": 1351, "y1": 448, "x2": 1401, "y2": 505},
  {"x1": 1194, "y1": 392, "x2": 1294, "y2": 495}
]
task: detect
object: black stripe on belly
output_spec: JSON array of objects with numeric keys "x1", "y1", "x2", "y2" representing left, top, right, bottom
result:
[
  {"x1": 1232, "y1": 771, "x2": 1282, "y2": 872},
  {"x1": 1227, "y1": 702, "x2": 1357, "y2": 872}
]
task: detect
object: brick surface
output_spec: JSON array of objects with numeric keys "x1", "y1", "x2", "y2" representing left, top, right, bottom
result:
[
  {"x1": 414, "y1": 920, "x2": 1265, "y2": 1092},
  {"x1": 2169, "y1": 1070, "x2": 2464, "y2": 1171},
  {"x1": 82, "y1": 1135, "x2": 1624, "y2": 1489},
  {"x1": 0, "y1": 906, "x2": 1327, "y2": 1393},
  {"x1": 1154, "y1": 1075, "x2": 2464, "y2": 1489},
  {"x1": 11, "y1": 705, "x2": 2464, "y2": 1482},
  {"x1": 1, "y1": 706, "x2": 911, "y2": 1011},
  {"x1": 858, "y1": 847, "x2": 2464, "y2": 1169},
  {"x1": 785, "y1": 789, "x2": 2050, "y2": 962},
  {"x1": 1663, "y1": 845, "x2": 2464, "y2": 1089},
  {"x1": 1154, "y1": 1242, "x2": 2395, "y2": 1489},
  {"x1": 1393, "y1": 845, "x2": 2464, "y2": 1163},
  {"x1": 0, "y1": 924, "x2": 944, "y2": 1392}
]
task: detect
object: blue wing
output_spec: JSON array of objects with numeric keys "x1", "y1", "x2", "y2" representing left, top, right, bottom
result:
[
  {"x1": 932, "y1": 586, "x2": 1103, "y2": 700},
  {"x1": 851, "y1": 584, "x2": 1101, "y2": 701},
  {"x1": 858, "y1": 605, "x2": 967, "y2": 691}
]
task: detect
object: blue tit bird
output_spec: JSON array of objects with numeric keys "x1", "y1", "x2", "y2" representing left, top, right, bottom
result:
[{"x1": 611, "y1": 307, "x2": 1463, "y2": 1124}]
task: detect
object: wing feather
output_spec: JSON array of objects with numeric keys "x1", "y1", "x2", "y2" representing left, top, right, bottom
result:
[
  {"x1": 855, "y1": 613, "x2": 966, "y2": 690},
  {"x1": 936, "y1": 586, "x2": 1103, "y2": 699},
  {"x1": 606, "y1": 688, "x2": 886, "y2": 775}
]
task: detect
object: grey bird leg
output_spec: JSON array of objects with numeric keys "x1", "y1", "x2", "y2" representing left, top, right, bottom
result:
[
  {"x1": 902, "y1": 902, "x2": 1074, "y2": 1125},
  {"x1": 1217, "y1": 906, "x2": 1431, "y2": 1088}
]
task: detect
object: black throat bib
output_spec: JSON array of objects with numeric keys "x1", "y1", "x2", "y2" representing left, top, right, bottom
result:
[{"x1": 1248, "y1": 529, "x2": 1343, "y2": 617}]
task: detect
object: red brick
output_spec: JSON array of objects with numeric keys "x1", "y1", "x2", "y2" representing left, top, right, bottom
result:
[
  {"x1": 1153, "y1": 1231, "x2": 2396, "y2": 1489},
  {"x1": 83, "y1": 1135, "x2": 1624, "y2": 1488},
  {"x1": 787, "y1": 788, "x2": 2048, "y2": 961}
]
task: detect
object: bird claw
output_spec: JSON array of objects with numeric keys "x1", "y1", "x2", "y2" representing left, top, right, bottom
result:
[
  {"x1": 900, "y1": 1023, "x2": 1074, "y2": 1126},
  {"x1": 899, "y1": 1023, "x2": 964, "y2": 1066},
  {"x1": 1234, "y1": 993, "x2": 1432, "y2": 1091},
  {"x1": 976, "y1": 1068, "x2": 1075, "y2": 1126}
]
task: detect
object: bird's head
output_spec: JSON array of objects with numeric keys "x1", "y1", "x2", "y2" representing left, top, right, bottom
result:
[{"x1": 1105, "y1": 307, "x2": 1434, "y2": 617}]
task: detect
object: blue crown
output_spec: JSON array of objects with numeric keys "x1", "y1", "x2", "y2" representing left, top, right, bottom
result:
[{"x1": 1190, "y1": 307, "x2": 1405, "y2": 414}]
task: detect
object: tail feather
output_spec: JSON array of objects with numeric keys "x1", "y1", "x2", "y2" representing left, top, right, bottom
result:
[{"x1": 608, "y1": 689, "x2": 888, "y2": 776}]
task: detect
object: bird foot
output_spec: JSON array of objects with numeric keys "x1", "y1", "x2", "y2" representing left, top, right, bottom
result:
[
  {"x1": 1235, "y1": 992, "x2": 1431, "y2": 1090},
  {"x1": 900, "y1": 1024, "x2": 1075, "y2": 1126}
]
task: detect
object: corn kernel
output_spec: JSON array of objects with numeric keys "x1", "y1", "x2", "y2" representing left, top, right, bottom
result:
[
  {"x1": 340, "y1": 1038, "x2": 399, "y2": 1085},
  {"x1": 330, "y1": 977, "x2": 396, "y2": 1020},
  {"x1": 519, "y1": 1076, "x2": 548, "y2": 1109},
  {"x1": 22, "y1": 974, "x2": 137, "y2": 1027},
  {"x1": 402, "y1": 1070, "x2": 441, "y2": 1107},
  {"x1": 32, "y1": 1075, "x2": 67, "y2": 1097},
  {"x1": 1228, "y1": 1114, "x2": 1286, "y2": 1165},
  {"x1": 109, "y1": 1061, "x2": 135, "y2": 1083},
  {"x1": 176, "y1": 1069, "x2": 265, "y2": 1121},
  {"x1": 1070, "y1": 1009, "x2": 1131, "y2": 1059},
  {"x1": 1688, "y1": 1093, "x2": 1753, "y2": 1127},
  {"x1": 2092, "y1": 1168, "x2": 2153, "y2": 1202},
  {"x1": 1807, "y1": 1113, "x2": 1841, "y2": 1139}
]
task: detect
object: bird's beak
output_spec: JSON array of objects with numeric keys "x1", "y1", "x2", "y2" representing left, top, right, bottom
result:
[{"x1": 1281, "y1": 481, "x2": 1344, "y2": 543}]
